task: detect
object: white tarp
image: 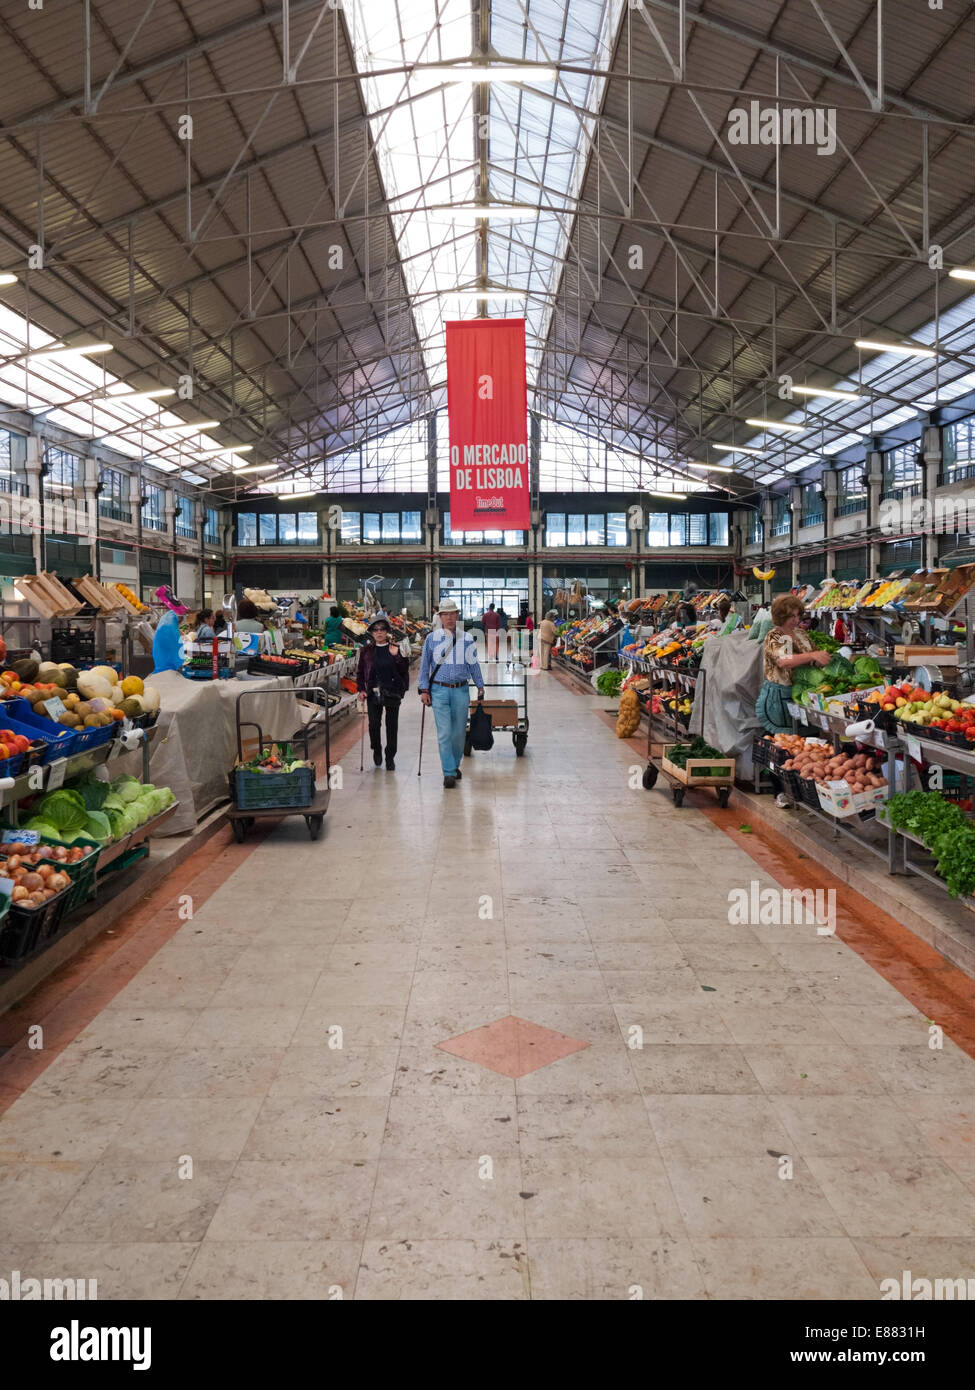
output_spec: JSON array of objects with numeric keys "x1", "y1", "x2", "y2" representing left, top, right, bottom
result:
[
  {"x1": 140, "y1": 671, "x2": 302, "y2": 832},
  {"x1": 688, "y1": 632, "x2": 765, "y2": 777}
]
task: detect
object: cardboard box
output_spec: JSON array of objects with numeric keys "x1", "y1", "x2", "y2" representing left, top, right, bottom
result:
[
  {"x1": 472, "y1": 698, "x2": 519, "y2": 728},
  {"x1": 894, "y1": 645, "x2": 960, "y2": 666}
]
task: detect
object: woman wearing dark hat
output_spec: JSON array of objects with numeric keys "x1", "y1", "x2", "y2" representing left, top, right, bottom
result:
[{"x1": 356, "y1": 615, "x2": 409, "y2": 770}]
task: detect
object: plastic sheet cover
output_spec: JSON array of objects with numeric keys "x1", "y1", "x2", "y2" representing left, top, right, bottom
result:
[
  {"x1": 687, "y1": 632, "x2": 765, "y2": 777},
  {"x1": 141, "y1": 672, "x2": 302, "y2": 833}
]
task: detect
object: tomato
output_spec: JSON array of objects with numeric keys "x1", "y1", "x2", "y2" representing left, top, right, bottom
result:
[{"x1": 966, "y1": 728, "x2": 975, "y2": 741}]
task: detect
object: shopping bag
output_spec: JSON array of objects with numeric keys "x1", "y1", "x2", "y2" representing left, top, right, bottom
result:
[{"x1": 469, "y1": 702, "x2": 495, "y2": 751}]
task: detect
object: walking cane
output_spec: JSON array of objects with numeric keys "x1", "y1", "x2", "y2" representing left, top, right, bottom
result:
[
  {"x1": 358, "y1": 696, "x2": 365, "y2": 773},
  {"x1": 417, "y1": 701, "x2": 426, "y2": 777}
]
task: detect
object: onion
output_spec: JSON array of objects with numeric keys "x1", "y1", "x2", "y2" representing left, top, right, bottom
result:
[
  {"x1": 36, "y1": 864, "x2": 53, "y2": 881},
  {"x1": 11, "y1": 885, "x2": 28, "y2": 901},
  {"x1": 6, "y1": 842, "x2": 27, "y2": 856},
  {"x1": 20, "y1": 872, "x2": 43, "y2": 891},
  {"x1": 47, "y1": 872, "x2": 70, "y2": 893},
  {"x1": 5, "y1": 855, "x2": 21, "y2": 870}
]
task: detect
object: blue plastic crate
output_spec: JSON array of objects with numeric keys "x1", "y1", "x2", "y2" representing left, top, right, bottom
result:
[{"x1": 0, "y1": 701, "x2": 77, "y2": 761}]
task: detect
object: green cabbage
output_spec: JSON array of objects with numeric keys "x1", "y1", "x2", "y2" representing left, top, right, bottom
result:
[
  {"x1": 23, "y1": 818, "x2": 61, "y2": 840},
  {"x1": 77, "y1": 776, "x2": 109, "y2": 811},
  {"x1": 36, "y1": 789, "x2": 88, "y2": 834},
  {"x1": 83, "y1": 811, "x2": 112, "y2": 843},
  {"x1": 111, "y1": 778, "x2": 143, "y2": 804}
]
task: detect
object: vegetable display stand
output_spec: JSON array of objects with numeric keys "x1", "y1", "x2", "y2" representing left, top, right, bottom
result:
[
  {"x1": 658, "y1": 744, "x2": 736, "y2": 807},
  {"x1": 640, "y1": 663, "x2": 704, "y2": 794},
  {"x1": 227, "y1": 686, "x2": 331, "y2": 841},
  {"x1": 463, "y1": 672, "x2": 529, "y2": 758}
]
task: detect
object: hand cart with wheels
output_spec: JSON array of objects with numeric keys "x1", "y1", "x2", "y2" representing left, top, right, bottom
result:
[
  {"x1": 228, "y1": 685, "x2": 332, "y2": 841},
  {"x1": 463, "y1": 672, "x2": 529, "y2": 758},
  {"x1": 632, "y1": 661, "x2": 733, "y2": 805},
  {"x1": 656, "y1": 744, "x2": 735, "y2": 807}
]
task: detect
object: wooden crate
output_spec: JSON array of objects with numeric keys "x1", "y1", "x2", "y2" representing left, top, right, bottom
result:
[
  {"x1": 14, "y1": 572, "x2": 84, "y2": 618},
  {"x1": 661, "y1": 745, "x2": 736, "y2": 786},
  {"x1": 74, "y1": 574, "x2": 125, "y2": 613},
  {"x1": 471, "y1": 698, "x2": 520, "y2": 728}
]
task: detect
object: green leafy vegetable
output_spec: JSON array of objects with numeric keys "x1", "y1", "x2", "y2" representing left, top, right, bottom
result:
[
  {"x1": 596, "y1": 669, "x2": 625, "y2": 697},
  {"x1": 36, "y1": 789, "x2": 88, "y2": 834},
  {"x1": 885, "y1": 790, "x2": 975, "y2": 898},
  {"x1": 83, "y1": 811, "x2": 113, "y2": 843}
]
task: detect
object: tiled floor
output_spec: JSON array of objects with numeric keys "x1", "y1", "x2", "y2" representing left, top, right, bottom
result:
[{"x1": 3, "y1": 668, "x2": 975, "y2": 1299}]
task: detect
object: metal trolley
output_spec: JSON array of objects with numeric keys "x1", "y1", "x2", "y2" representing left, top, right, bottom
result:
[
  {"x1": 633, "y1": 660, "x2": 733, "y2": 807},
  {"x1": 228, "y1": 686, "x2": 332, "y2": 841},
  {"x1": 463, "y1": 671, "x2": 530, "y2": 758}
]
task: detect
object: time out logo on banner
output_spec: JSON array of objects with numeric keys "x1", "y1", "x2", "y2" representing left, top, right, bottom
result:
[{"x1": 445, "y1": 318, "x2": 530, "y2": 530}]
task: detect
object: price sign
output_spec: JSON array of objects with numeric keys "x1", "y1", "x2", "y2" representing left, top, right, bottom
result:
[
  {"x1": 905, "y1": 735, "x2": 922, "y2": 763},
  {"x1": 46, "y1": 758, "x2": 68, "y2": 791},
  {"x1": 2, "y1": 828, "x2": 39, "y2": 844},
  {"x1": 0, "y1": 878, "x2": 12, "y2": 898},
  {"x1": 43, "y1": 696, "x2": 67, "y2": 720}
]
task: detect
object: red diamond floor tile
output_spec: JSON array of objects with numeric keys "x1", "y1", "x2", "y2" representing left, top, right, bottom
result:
[{"x1": 436, "y1": 1014, "x2": 590, "y2": 1078}]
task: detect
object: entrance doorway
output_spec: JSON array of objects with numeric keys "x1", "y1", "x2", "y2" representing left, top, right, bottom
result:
[{"x1": 439, "y1": 566, "x2": 529, "y2": 623}]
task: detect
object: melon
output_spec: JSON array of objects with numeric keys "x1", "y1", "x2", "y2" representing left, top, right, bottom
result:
[
  {"x1": 120, "y1": 696, "x2": 144, "y2": 717},
  {"x1": 38, "y1": 662, "x2": 61, "y2": 679},
  {"x1": 89, "y1": 665, "x2": 119, "y2": 687},
  {"x1": 140, "y1": 684, "x2": 161, "y2": 713},
  {"x1": 77, "y1": 672, "x2": 114, "y2": 701}
]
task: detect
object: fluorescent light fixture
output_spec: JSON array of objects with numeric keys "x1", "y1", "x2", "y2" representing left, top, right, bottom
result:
[
  {"x1": 434, "y1": 64, "x2": 556, "y2": 84},
  {"x1": 45, "y1": 482, "x2": 74, "y2": 492},
  {"x1": 713, "y1": 443, "x2": 762, "y2": 454},
  {"x1": 440, "y1": 288, "x2": 529, "y2": 299},
  {"x1": 649, "y1": 490, "x2": 686, "y2": 499},
  {"x1": 790, "y1": 384, "x2": 861, "y2": 401},
  {"x1": 444, "y1": 205, "x2": 538, "y2": 221},
  {"x1": 235, "y1": 464, "x2": 279, "y2": 474},
  {"x1": 102, "y1": 387, "x2": 175, "y2": 402},
  {"x1": 949, "y1": 268, "x2": 975, "y2": 282},
  {"x1": 27, "y1": 342, "x2": 113, "y2": 360},
  {"x1": 0, "y1": 273, "x2": 17, "y2": 286},
  {"x1": 196, "y1": 445, "x2": 253, "y2": 456},
  {"x1": 689, "y1": 462, "x2": 734, "y2": 472},
  {"x1": 854, "y1": 339, "x2": 936, "y2": 358},
  {"x1": 746, "y1": 418, "x2": 805, "y2": 431},
  {"x1": 156, "y1": 421, "x2": 220, "y2": 433}
]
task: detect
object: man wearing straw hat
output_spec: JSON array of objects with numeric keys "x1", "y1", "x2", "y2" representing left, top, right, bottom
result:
[{"x1": 418, "y1": 598, "x2": 485, "y2": 789}]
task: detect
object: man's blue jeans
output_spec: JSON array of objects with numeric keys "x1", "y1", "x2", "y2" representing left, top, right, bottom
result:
[{"x1": 430, "y1": 683, "x2": 469, "y2": 775}]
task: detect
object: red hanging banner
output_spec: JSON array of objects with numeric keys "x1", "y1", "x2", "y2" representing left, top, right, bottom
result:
[{"x1": 446, "y1": 318, "x2": 529, "y2": 531}]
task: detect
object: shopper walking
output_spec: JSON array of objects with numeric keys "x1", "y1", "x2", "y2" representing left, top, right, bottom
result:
[
  {"x1": 482, "y1": 602, "x2": 502, "y2": 662},
  {"x1": 538, "y1": 610, "x2": 558, "y2": 670},
  {"x1": 418, "y1": 599, "x2": 485, "y2": 789},
  {"x1": 356, "y1": 615, "x2": 409, "y2": 771}
]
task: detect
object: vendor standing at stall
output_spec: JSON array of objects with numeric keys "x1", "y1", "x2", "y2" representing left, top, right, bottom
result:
[
  {"x1": 759, "y1": 595, "x2": 830, "y2": 733},
  {"x1": 758, "y1": 595, "x2": 831, "y2": 806}
]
